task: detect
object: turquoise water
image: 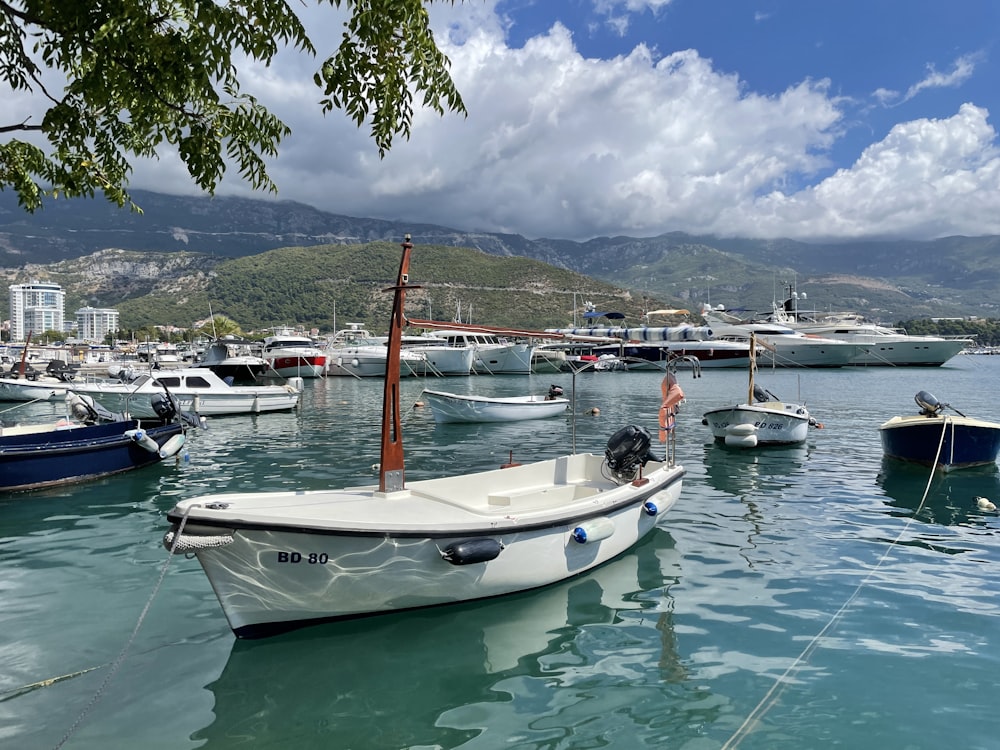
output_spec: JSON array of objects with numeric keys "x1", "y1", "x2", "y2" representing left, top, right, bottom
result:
[{"x1": 3, "y1": 357, "x2": 1000, "y2": 749}]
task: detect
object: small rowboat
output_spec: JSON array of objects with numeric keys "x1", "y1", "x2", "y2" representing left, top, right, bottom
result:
[{"x1": 422, "y1": 386, "x2": 569, "y2": 423}]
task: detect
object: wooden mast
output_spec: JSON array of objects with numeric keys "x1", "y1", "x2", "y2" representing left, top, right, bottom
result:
[
  {"x1": 379, "y1": 235, "x2": 419, "y2": 493},
  {"x1": 17, "y1": 331, "x2": 32, "y2": 378}
]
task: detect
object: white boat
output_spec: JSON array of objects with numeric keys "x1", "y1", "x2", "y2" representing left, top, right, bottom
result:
[
  {"x1": 70, "y1": 367, "x2": 303, "y2": 417},
  {"x1": 262, "y1": 328, "x2": 328, "y2": 378},
  {"x1": 327, "y1": 324, "x2": 425, "y2": 378},
  {"x1": 701, "y1": 306, "x2": 857, "y2": 368},
  {"x1": 163, "y1": 236, "x2": 686, "y2": 639},
  {"x1": 400, "y1": 333, "x2": 476, "y2": 376},
  {"x1": 702, "y1": 333, "x2": 824, "y2": 447},
  {"x1": 764, "y1": 284, "x2": 971, "y2": 367},
  {"x1": 428, "y1": 330, "x2": 533, "y2": 374},
  {"x1": 422, "y1": 386, "x2": 570, "y2": 423}
]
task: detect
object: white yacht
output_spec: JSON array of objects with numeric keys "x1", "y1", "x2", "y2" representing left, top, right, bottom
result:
[
  {"x1": 400, "y1": 333, "x2": 476, "y2": 376},
  {"x1": 701, "y1": 306, "x2": 857, "y2": 368},
  {"x1": 431, "y1": 330, "x2": 533, "y2": 375},
  {"x1": 764, "y1": 286, "x2": 972, "y2": 367}
]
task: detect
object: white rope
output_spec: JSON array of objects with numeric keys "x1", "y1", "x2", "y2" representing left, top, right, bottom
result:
[
  {"x1": 722, "y1": 419, "x2": 949, "y2": 748},
  {"x1": 162, "y1": 530, "x2": 233, "y2": 551}
]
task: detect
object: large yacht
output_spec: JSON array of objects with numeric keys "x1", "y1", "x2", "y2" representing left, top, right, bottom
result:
[{"x1": 762, "y1": 286, "x2": 971, "y2": 367}]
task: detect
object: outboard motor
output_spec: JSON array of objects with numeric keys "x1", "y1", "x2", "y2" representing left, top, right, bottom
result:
[
  {"x1": 605, "y1": 425, "x2": 659, "y2": 480},
  {"x1": 151, "y1": 392, "x2": 178, "y2": 421},
  {"x1": 67, "y1": 392, "x2": 124, "y2": 423},
  {"x1": 151, "y1": 391, "x2": 205, "y2": 429},
  {"x1": 547, "y1": 384, "x2": 564, "y2": 399},
  {"x1": 915, "y1": 390, "x2": 943, "y2": 416}
]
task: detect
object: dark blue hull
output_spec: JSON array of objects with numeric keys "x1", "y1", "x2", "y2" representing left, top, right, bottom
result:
[
  {"x1": 880, "y1": 416, "x2": 1000, "y2": 471},
  {"x1": 0, "y1": 420, "x2": 183, "y2": 491}
]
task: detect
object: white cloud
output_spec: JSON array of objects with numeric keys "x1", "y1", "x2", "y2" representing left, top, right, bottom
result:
[
  {"x1": 902, "y1": 54, "x2": 979, "y2": 103},
  {"x1": 113, "y1": 5, "x2": 1000, "y2": 242},
  {"x1": 743, "y1": 103, "x2": 1000, "y2": 239}
]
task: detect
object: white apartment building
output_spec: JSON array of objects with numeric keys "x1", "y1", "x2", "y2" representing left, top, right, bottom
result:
[
  {"x1": 9, "y1": 280, "x2": 65, "y2": 342},
  {"x1": 76, "y1": 306, "x2": 120, "y2": 343}
]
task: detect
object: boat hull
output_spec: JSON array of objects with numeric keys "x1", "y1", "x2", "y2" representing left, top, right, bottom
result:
[
  {"x1": 327, "y1": 349, "x2": 424, "y2": 378},
  {"x1": 423, "y1": 390, "x2": 570, "y2": 423},
  {"x1": 472, "y1": 343, "x2": 533, "y2": 375},
  {"x1": 165, "y1": 454, "x2": 684, "y2": 638},
  {"x1": 703, "y1": 403, "x2": 811, "y2": 445},
  {"x1": 266, "y1": 355, "x2": 326, "y2": 379},
  {"x1": 595, "y1": 341, "x2": 751, "y2": 369},
  {"x1": 0, "y1": 376, "x2": 73, "y2": 402},
  {"x1": 0, "y1": 420, "x2": 182, "y2": 491},
  {"x1": 879, "y1": 414, "x2": 1000, "y2": 471}
]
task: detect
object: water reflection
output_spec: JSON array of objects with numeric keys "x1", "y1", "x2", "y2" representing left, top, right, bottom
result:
[
  {"x1": 876, "y1": 457, "x2": 1000, "y2": 526},
  {"x1": 700, "y1": 441, "x2": 811, "y2": 498},
  {"x1": 195, "y1": 534, "x2": 687, "y2": 749}
]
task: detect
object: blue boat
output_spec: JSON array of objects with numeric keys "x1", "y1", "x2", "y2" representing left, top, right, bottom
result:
[
  {"x1": 0, "y1": 393, "x2": 195, "y2": 492},
  {"x1": 879, "y1": 391, "x2": 1000, "y2": 472}
]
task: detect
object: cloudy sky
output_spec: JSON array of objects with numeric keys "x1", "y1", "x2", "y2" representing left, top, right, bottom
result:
[{"x1": 71, "y1": 2, "x2": 1000, "y2": 241}]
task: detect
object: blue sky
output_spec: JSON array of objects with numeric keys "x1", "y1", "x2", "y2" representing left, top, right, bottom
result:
[{"x1": 35, "y1": 0, "x2": 1000, "y2": 242}]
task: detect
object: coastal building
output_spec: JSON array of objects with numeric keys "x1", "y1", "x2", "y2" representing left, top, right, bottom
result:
[
  {"x1": 8, "y1": 280, "x2": 65, "y2": 342},
  {"x1": 76, "y1": 306, "x2": 120, "y2": 343}
]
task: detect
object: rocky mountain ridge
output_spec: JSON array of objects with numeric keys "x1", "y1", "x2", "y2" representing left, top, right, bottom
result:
[{"x1": 3, "y1": 190, "x2": 1000, "y2": 322}]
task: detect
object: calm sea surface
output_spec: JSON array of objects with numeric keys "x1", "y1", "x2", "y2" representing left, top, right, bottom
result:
[{"x1": 3, "y1": 356, "x2": 1000, "y2": 749}]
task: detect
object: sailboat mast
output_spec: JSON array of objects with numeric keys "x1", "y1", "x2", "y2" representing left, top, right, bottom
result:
[
  {"x1": 747, "y1": 332, "x2": 757, "y2": 405},
  {"x1": 379, "y1": 235, "x2": 419, "y2": 493}
]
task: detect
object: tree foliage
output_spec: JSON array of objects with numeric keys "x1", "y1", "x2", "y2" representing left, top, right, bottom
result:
[{"x1": 0, "y1": 0, "x2": 466, "y2": 211}]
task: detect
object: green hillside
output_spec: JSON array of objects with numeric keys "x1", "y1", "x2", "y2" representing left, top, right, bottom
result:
[{"x1": 112, "y1": 242, "x2": 682, "y2": 333}]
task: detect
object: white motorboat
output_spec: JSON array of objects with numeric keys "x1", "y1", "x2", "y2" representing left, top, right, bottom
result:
[
  {"x1": 327, "y1": 324, "x2": 425, "y2": 378},
  {"x1": 764, "y1": 284, "x2": 971, "y2": 367},
  {"x1": 0, "y1": 358, "x2": 83, "y2": 402},
  {"x1": 163, "y1": 236, "x2": 686, "y2": 639},
  {"x1": 425, "y1": 329, "x2": 533, "y2": 374},
  {"x1": 400, "y1": 333, "x2": 476, "y2": 376},
  {"x1": 702, "y1": 333, "x2": 824, "y2": 447},
  {"x1": 70, "y1": 367, "x2": 303, "y2": 417},
  {"x1": 262, "y1": 328, "x2": 328, "y2": 378},
  {"x1": 422, "y1": 386, "x2": 569, "y2": 423}
]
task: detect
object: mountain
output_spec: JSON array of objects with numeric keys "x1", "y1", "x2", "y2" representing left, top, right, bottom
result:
[{"x1": 3, "y1": 189, "x2": 1000, "y2": 328}]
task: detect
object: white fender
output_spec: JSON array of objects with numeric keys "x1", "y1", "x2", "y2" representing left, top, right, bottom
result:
[
  {"x1": 125, "y1": 428, "x2": 160, "y2": 453},
  {"x1": 725, "y1": 423, "x2": 758, "y2": 448},
  {"x1": 571, "y1": 516, "x2": 616, "y2": 544},
  {"x1": 158, "y1": 433, "x2": 186, "y2": 458}
]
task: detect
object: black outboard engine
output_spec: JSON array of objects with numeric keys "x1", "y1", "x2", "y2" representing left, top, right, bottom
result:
[
  {"x1": 547, "y1": 384, "x2": 564, "y2": 399},
  {"x1": 915, "y1": 390, "x2": 943, "y2": 416},
  {"x1": 151, "y1": 392, "x2": 178, "y2": 421},
  {"x1": 605, "y1": 425, "x2": 659, "y2": 480}
]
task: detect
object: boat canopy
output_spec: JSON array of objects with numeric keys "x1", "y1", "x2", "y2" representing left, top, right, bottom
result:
[{"x1": 544, "y1": 326, "x2": 714, "y2": 342}]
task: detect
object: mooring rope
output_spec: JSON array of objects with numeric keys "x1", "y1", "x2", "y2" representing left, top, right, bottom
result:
[
  {"x1": 53, "y1": 507, "x2": 198, "y2": 750},
  {"x1": 722, "y1": 419, "x2": 949, "y2": 748}
]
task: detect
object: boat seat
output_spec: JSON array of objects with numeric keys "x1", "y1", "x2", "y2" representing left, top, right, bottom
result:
[{"x1": 486, "y1": 483, "x2": 602, "y2": 509}]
